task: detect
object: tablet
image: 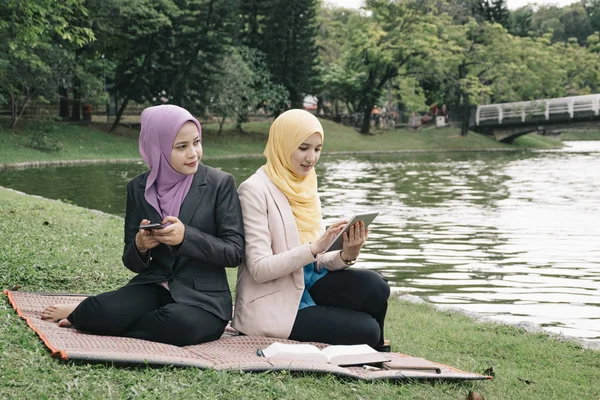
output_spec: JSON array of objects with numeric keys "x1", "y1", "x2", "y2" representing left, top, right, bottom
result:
[{"x1": 324, "y1": 212, "x2": 379, "y2": 252}]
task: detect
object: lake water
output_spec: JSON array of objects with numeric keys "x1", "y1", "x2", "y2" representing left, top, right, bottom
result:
[{"x1": 1, "y1": 141, "x2": 599, "y2": 342}]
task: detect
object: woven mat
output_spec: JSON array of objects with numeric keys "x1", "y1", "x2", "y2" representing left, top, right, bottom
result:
[{"x1": 3, "y1": 290, "x2": 490, "y2": 381}]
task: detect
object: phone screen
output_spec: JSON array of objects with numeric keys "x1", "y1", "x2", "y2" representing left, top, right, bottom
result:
[{"x1": 138, "y1": 223, "x2": 165, "y2": 230}]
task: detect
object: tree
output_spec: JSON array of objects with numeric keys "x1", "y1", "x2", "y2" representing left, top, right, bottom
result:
[
  {"x1": 238, "y1": 0, "x2": 319, "y2": 110},
  {"x1": 433, "y1": 19, "x2": 519, "y2": 135},
  {"x1": 584, "y1": 0, "x2": 600, "y2": 33},
  {"x1": 490, "y1": 0, "x2": 510, "y2": 28},
  {"x1": 559, "y1": 3, "x2": 594, "y2": 45},
  {"x1": 162, "y1": 0, "x2": 240, "y2": 113},
  {"x1": 343, "y1": 0, "x2": 439, "y2": 134},
  {"x1": 461, "y1": 0, "x2": 509, "y2": 28},
  {"x1": 262, "y1": 0, "x2": 319, "y2": 108},
  {"x1": 509, "y1": 6, "x2": 534, "y2": 37},
  {"x1": 0, "y1": 0, "x2": 94, "y2": 127},
  {"x1": 209, "y1": 47, "x2": 289, "y2": 134},
  {"x1": 233, "y1": 47, "x2": 289, "y2": 130},
  {"x1": 103, "y1": 0, "x2": 180, "y2": 131},
  {"x1": 209, "y1": 50, "x2": 254, "y2": 134},
  {"x1": 315, "y1": 6, "x2": 363, "y2": 114}
]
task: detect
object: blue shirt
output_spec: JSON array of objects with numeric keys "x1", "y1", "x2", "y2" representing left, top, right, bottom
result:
[{"x1": 298, "y1": 262, "x2": 328, "y2": 310}]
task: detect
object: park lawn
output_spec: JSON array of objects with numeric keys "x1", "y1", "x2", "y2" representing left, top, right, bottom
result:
[
  {"x1": 1, "y1": 119, "x2": 560, "y2": 165},
  {"x1": 561, "y1": 130, "x2": 600, "y2": 140},
  {"x1": 1, "y1": 187, "x2": 599, "y2": 399}
]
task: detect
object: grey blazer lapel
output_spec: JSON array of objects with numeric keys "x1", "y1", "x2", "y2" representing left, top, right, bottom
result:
[{"x1": 178, "y1": 164, "x2": 207, "y2": 225}]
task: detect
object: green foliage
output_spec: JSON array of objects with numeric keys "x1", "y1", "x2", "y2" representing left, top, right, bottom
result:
[
  {"x1": 2, "y1": 0, "x2": 600, "y2": 135},
  {"x1": 163, "y1": 0, "x2": 240, "y2": 112},
  {"x1": 234, "y1": 47, "x2": 289, "y2": 125},
  {"x1": 209, "y1": 48, "x2": 255, "y2": 134},
  {"x1": 26, "y1": 121, "x2": 63, "y2": 153},
  {"x1": 467, "y1": 0, "x2": 510, "y2": 28},
  {"x1": 240, "y1": 0, "x2": 319, "y2": 108},
  {"x1": 0, "y1": 0, "x2": 95, "y2": 127},
  {"x1": 509, "y1": 5, "x2": 533, "y2": 37},
  {"x1": 321, "y1": 0, "x2": 442, "y2": 134}
]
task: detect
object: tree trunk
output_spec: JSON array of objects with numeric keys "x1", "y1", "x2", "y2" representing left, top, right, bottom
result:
[
  {"x1": 10, "y1": 95, "x2": 17, "y2": 128},
  {"x1": 360, "y1": 100, "x2": 375, "y2": 135},
  {"x1": 71, "y1": 76, "x2": 81, "y2": 121},
  {"x1": 218, "y1": 116, "x2": 226, "y2": 135},
  {"x1": 110, "y1": 97, "x2": 130, "y2": 132},
  {"x1": 235, "y1": 112, "x2": 247, "y2": 133},
  {"x1": 59, "y1": 86, "x2": 70, "y2": 120},
  {"x1": 10, "y1": 96, "x2": 29, "y2": 128},
  {"x1": 461, "y1": 92, "x2": 470, "y2": 136}
]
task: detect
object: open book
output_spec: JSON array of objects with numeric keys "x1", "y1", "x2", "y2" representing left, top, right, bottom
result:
[{"x1": 258, "y1": 342, "x2": 390, "y2": 366}]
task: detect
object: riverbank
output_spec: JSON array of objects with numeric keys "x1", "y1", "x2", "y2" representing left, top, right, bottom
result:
[
  {"x1": 561, "y1": 130, "x2": 600, "y2": 140},
  {"x1": 0, "y1": 119, "x2": 562, "y2": 166},
  {"x1": 1, "y1": 186, "x2": 599, "y2": 399}
]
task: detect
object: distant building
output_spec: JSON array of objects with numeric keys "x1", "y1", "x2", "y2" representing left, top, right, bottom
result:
[{"x1": 303, "y1": 95, "x2": 318, "y2": 114}]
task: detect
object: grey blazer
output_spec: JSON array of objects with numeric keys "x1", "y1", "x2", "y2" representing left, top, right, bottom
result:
[{"x1": 122, "y1": 163, "x2": 244, "y2": 321}]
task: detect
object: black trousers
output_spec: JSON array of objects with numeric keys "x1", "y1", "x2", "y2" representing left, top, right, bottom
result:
[
  {"x1": 67, "y1": 283, "x2": 227, "y2": 346},
  {"x1": 289, "y1": 269, "x2": 390, "y2": 348}
]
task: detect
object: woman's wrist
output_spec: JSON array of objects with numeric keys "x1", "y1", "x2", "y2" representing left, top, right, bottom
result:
[
  {"x1": 309, "y1": 242, "x2": 317, "y2": 258},
  {"x1": 135, "y1": 233, "x2": 149, "y2": 253},
  {"x1": 340, "y1": 251, "x2": 356, "y2": 265}
]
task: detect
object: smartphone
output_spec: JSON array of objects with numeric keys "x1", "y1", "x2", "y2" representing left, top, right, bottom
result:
[{"x1": 138, "y1": 223, "x2": 165, "y2": 230}]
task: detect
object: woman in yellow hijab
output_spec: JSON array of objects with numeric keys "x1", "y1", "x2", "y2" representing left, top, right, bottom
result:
[{"x1": 233, "y1": 109, "x2": 390, "y2": 351}]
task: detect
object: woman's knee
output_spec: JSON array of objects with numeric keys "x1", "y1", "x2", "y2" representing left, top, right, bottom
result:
[
  {"x1": 70, "y1": 296, "x2": 125, "y2": 334},
  {"x1": 361, "y1": 270, "x2": 390, "y2": 304},
  {"x1": 354, "y1": 318, "x2": 381, "y2": 348},
  {"x1": 164, "y1": 308, "x2": 225, "y2": 346}
]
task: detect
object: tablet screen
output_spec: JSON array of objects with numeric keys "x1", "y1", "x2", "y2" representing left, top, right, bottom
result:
[{"x1": 324, "y1": 212, "x2": 379, "y2": 252}]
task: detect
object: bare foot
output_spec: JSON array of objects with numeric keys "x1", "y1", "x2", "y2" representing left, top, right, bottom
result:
[
  {"x1": 58, "y1": 319, "x2": 73, "y2": 328},
  {"x1": 41, "y1": 304, "x2": 77, "y2": 323}
]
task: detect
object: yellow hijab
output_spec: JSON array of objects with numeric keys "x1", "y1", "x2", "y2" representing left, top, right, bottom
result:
[{"x1": 264, "y1": 109, "x2": 324, "y2": 244}]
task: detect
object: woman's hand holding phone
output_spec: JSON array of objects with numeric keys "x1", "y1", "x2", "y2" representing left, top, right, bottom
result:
[
  {"x1": 151, "y1": 216, "x2": 185, "y2": 246},
  {"x1": 136, "y1": 219, "x2": 161, "y2": 253}
]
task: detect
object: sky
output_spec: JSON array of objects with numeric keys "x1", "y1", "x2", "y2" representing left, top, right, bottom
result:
[{"x1": 325, "y1": 0, "x2": 580, "y2": 10}]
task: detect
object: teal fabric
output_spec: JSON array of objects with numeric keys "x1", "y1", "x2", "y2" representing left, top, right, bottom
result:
[{"x1": 298, "y1": 262, "x2": 328, "y2": 310}]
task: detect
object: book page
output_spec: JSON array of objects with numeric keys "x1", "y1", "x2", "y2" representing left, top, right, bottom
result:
[
  {"x1": 320, "y1": 344, "x2": 376, "y2": 359},
  {"x1": 261, "y1": 342, "x2": 322, "y2": 358}
]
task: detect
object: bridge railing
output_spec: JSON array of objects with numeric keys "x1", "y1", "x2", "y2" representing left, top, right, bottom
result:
[{"x1": 476, "y1": 94, "x2": 600, "y2": 126}]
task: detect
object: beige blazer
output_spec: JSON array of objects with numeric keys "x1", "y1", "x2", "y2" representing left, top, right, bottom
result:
[{"x1": 232, "y1": 167, "x2": 347, "y2": 338}]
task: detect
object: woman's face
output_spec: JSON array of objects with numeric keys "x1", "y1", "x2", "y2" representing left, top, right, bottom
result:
[
  {"x1": 290, "y1": 133, "x2": 322, "y2": 177},
  {"x1": 170, "y1": 122, "x2": 202, "y2": 175}
]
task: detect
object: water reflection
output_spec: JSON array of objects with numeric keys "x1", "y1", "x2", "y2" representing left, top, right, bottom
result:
[{"x1": 1, "y1": 142, "x2": 599, "y2": 341}]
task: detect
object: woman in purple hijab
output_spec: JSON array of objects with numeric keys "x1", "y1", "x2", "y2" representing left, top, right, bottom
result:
[{"x1": 42, "y1": 105, "x2": 245, "y2": 346}]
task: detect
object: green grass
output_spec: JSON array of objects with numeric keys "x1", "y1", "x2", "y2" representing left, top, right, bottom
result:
[
  {"x1": 1, "y1": 187, "x2": 599, "y2": 399},
  {"x1": 511, "y1": 132, "x2": 564, "y2": 148},
  {"x1": 0, "y1": 120, "x2": 141, "y2": 164},
  {"x1": 1, "y1": 119, "x2": 562, "y2": 166},
  {"x1": 560, "y1": 130, "x2": 600, "y2": 141}
]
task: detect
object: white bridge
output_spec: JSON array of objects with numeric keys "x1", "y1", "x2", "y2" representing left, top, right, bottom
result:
[{"x1": 474, "y1": 94, "x2": 600, "y2": 142}]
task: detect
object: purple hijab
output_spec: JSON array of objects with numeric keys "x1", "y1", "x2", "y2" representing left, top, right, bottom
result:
[{"x1": 139, "y1": 105, "x2": 202, "y2": 219}]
